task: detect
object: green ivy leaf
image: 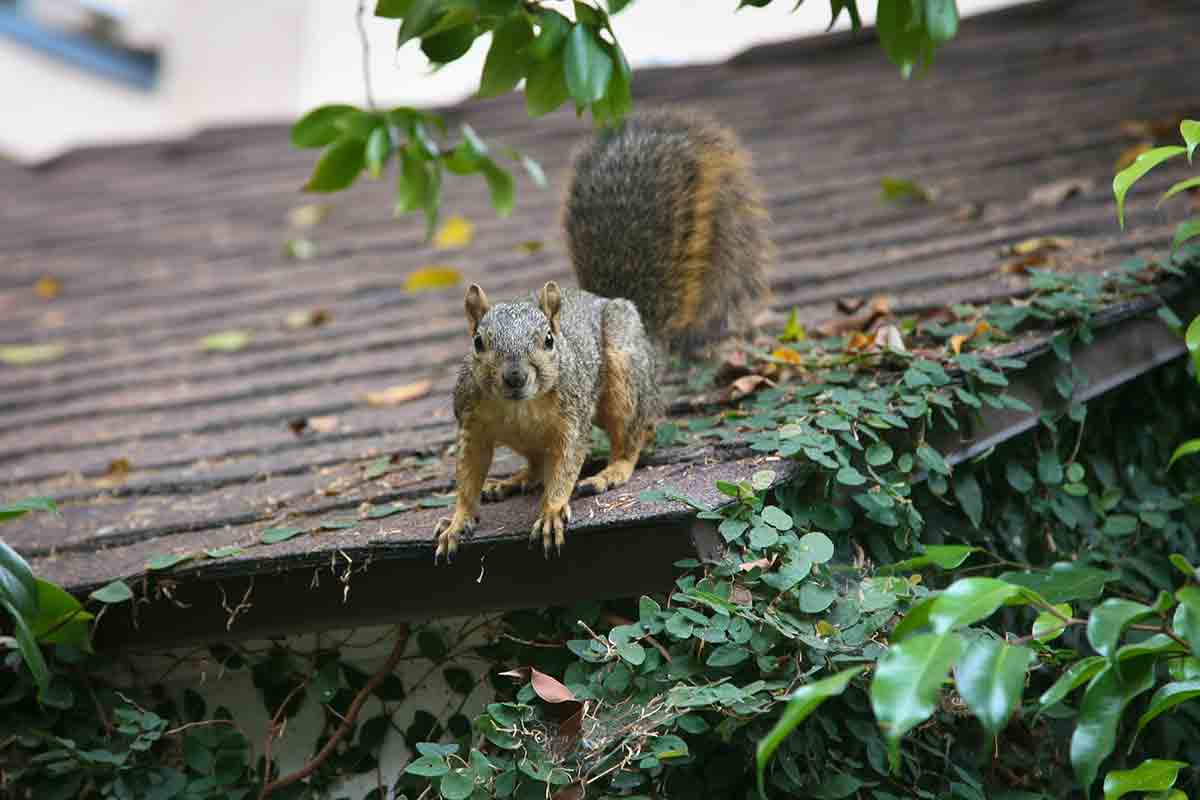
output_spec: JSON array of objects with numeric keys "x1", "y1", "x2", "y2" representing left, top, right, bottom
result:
[
  {"x1": 761, "y1": 506, "x2": 794, "y2": 531},
  {"x1": 755, "y1": 667, "x2": 864, "y2": 795},
  {"x1": 617, "y1": 642, "x2": 645, "y2": 665},
  {"x1": 866, "y1": 443, "x2": 893, "y2": 466},
  {"x1": 305, "y1": 136, "x2": 366, "y2": 193},
  {"x1": 1086, "y1": 599, "x2": 1154, "y2": 660},
  {"x1": 89, "y1": 580, "x2": 134, "y2": 605},
  {"x1": 1113, "y1": 146, "x2": 1186, "y2": 227},
  {"x1": 406, "y1": 754, "x2": 450, "y2": 777},
  {"x1": 146, "y1": 553, "x2": 194, "y2": 571},
  {"x1": 870, "y1": 632, "x2": 964, "y2": 759},
  {"x1": 365, "y1": 126, "x2": 392, "y2": 178},
  {"x1": 0, "y1": 596, "x2": 50, "y2": 698},
  {"x1": 798, "y1": 532, "x2": 835, "y2": 564},
  {"x1": 916, "y1": 444, "x2": 950, "y2": 476},
  {"x1": 563, "y1": 24, "x2": 612, "y2": 107},
  {"x1": 706, "y1": 644, "x2": 750, "y2": 668},
  {"x1": 440, "y1": 767, "x2": 476, "y2": 800},
  {"x1": 1071, "y1": 657, "x2": 1157, "y2": 792},
  {"x1": 799, "y1": 584, "x2": 835, "y2": 613},
  {"x1": 1005, "y1": 462, "x2": 1034, "y2": 493},
  {"x1": 953, "y1": 639, "x2": 1034, "y2": 737},
  {"x1": 480, "y1": 158, "x2": 516, "y2": 217},
  {"x1": 1038, "y1": 655, "x2": 1106, "y2": 709},
  {"x1": 260, "y1": 526, "x2": 305, "y2": 544}
]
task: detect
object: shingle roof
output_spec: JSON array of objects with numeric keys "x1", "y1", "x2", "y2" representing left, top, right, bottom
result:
[{"x1": 1, "y1": 0, "x2": 1197, "y2": 647}]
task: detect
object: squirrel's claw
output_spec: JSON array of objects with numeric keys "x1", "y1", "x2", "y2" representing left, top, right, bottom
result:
[
  {"x1": 530, "y1": 502, "x2": 572, "y2": 558},
  {"x1": 433, "y1": 514, "x2": 476, "y2": 565}
]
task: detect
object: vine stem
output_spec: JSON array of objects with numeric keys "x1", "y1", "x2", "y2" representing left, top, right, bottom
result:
[
  {"x1": 258, "y1": 624, "x2": 411, "y2": 799},
  {"x1": 356, "y1": 0, "x2": 377, "y2": 112}
]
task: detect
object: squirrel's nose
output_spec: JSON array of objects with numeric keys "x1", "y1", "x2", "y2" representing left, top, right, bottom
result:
[{"x1": 502, "y1": 368, "x2": 527, "y2": 389}]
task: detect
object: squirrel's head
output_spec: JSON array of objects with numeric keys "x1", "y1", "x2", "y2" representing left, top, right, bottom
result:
[{"x1": 464, "y1": 281, "x2": 561, "y2": 402}]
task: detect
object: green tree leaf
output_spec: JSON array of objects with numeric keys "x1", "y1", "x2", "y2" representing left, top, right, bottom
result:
[
  {"x1": 291, "y1": 104, "x2": 356, "y2": 148},
  {"x1": 480, "y1": 158, "x2": 516, "y2": 216},
  {"x1": 870, "y1": 632, "x2": 963, "y2": 758},
  {"x1": 1, "y1": 596, "x2": 50, "y2": 698},
  {"x1": 305, "y1": 137, "x2": 367, "y2": 193},
  {"x1": 1039, "y1": 655, "x2": 1106, "y2": 709},
  {"x1": 365, "y1": 126, "x2": 392, "y2": 178},
  {"x1": 922, "y1": 0, "x2": 958, "y2": 42},
  {"x1": 953, "y1": 639, "x2": 1034, "y2": 737},
  {"x1": 1187, "y1": 313, "x2": 1200, "y2": 375},
  {"x1": 526, "y1": 49, "x2": 569, "y2": 116},
  {"x1": 479, "y1": 14, "x2": 533, "y2": 97},
  {"x1": 1071, "y1": 657, "x2": 1157, "y2": 792},
  {"x1": 30, "y1": 579, "x2": 92, "y2": 650},
  {"x1": 1032, "y1": 603, "x2": 1072, "y2": 643},
  {"x1": 397, "y1": 0, "x2": 441, "y2": 47},
  {"x1": 1182, "y1": 119, "x2": 1200, "y2": 162},
  {"x1": 0, "y1": 497, "x2": 57, "y2": 523},
  {"x1": 1174, "y1": 586, "x2": 1200, "y2": 655},
  {"x1": 953, "y1": 471, "x2": 984, "y2": 528},
  {"x1": 1134, "y1": 680, "x2": 1200, "y2": 743},
  {"x1": 260, "y1": 527, "x2": 304, "y2": 544},
  {"x1": 1171, "y1": 217, "x2": 1200, "y2": 252},
  {"x1": 1113, "y1": 146, "x2": 1186, "y2": 228},
  {"x1": 1103, "y1": 759, "x2": 1188, "y2": 800},
  {"x1": 1086, "y1": 599, "x2": 1154, "y2": 660},
  {"x1": 755, "y1": 667, "x2": 864, "y2": 795},
  {"x1": 998, "y1": 563, "x2": 1117, "y2": 604},
  {"x1": 0, "y1": 538, "x2": 39, "y2": 618},
  {"x1": 564, "y1": 24, "x2": 612, "y2": 107},
  {"x1": 528, "y1": 8, "x2": 569, "y2": 60},
  {"x1": 1158, "y1": 175, "x2": 1200, "y2": 206},
  {"x1": 421, "y1": 23, "x2": 479, "y2": 64},
  {"x1": 928, "y1": 578, "x2": 1023, "y2": 634}
]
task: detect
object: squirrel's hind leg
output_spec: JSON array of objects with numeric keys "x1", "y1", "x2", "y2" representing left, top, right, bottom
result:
[
  {"x1": 482, "y1": 460, "x2": 541, "y2": 502},
  {"x1": 576, "y1": 301, "x2": 661, "y2": 497}
]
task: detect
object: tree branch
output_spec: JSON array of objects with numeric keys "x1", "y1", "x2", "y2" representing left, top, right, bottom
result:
[{"x1": 258, "y1": 624, "x2": 411, "y2": 798}]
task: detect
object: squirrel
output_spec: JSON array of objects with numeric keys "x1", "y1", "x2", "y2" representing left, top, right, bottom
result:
[{"x1": 434, "y1": 108, "x2": 772, "y2": 563}]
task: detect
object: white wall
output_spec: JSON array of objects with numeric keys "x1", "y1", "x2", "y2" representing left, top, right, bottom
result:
[{"x1": 0, "y1": 0, "x2": 1020, "y2": 163}]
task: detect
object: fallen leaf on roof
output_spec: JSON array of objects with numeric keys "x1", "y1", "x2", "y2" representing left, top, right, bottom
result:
[
  {"x1": 816, "y1": 296, "x2": 893, "y2": 337},
  {"x1": 34, "y1": 277, "x2": 61, "y2": 299},
  {"x1": 1029, "y1": 177, "x2": 1094, "y2": 207},
  {"x1": 999, "y1": 252, "x2": 1050, "y2": 275},
  {"x1": 952, "y1": 202, "x2": 984, "y2": 222},
  {"x1": 433, "y1": 215, "x2": 474, "y2": 249},
  {"x1": 949, "y1": 321, "x2": 991, "y2": 354},
  {"x1": 499, "y1": 666, "x2": 578, "y2": 703},
  {"x1": 0, "y1": 343, "x2": 65, "y2": 366},
  {"x1": 199, "y1": 330, "x2": 251, "y2": 352},
  {"x1": 362, "y1": 379, "x2": 433, "y2": 407},
  {"x1": 282, "y1": 238, "x2": 317, "y2": 260},
  {"x1": 1120, "y1": 113, "x2": 1186, "y2": 141},
  {"x1": 771, "y1": 347, "x2": 803, "y2": 365},
  {"x1": 1115, "y1": 141, "x2": 1153, "y2": 171},
  {"x1": 515, "y1": 239, "x2": 544, "y2": 254},
  {"x1": 1007, "y1": 236, "x2": 1074, "y2": 256},
  {"x1": 836, "y1": 297, "x2": 866, "y2": 314},
  {"x1": 404, "y1": 266, "x2": 461, "y2": 293},
  {"x1": 846, "y1": 332, "x2": 873, "y2": 352},
  {"x1": 102, "y1": 458, "x2": 131, "y2": 479},
  {"x1": 284, "y1": 308, "x2": 332, "y2": 329},
  {"x1": 874, "y1": 324, "x2": 906, "y2": 353},
  {"x1": 288, "y1": 203, "x2": 331, "y2": 228},
  {"x1": 880, "y1": 177, "x2": 932, "y2": 204},
  {"x1": 308, "y1": 416, "x2": 339, "y2": 433},
  {"x1": 727, "y1": 374, "x2": 773, "y2": 401}
]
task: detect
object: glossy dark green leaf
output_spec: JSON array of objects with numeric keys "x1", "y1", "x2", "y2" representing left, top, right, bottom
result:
[
  {"x1": 1032, "y1": 603, "x2": 1072, "y2": 643},
  {"x1": 928, "y1": 578, "x2": 1023, "y2": 633},
  {"x1": 953, "y1": 639, "x2": 1034, "y2": 736},
  {"x1": 305, "y1": 137, "x2": 367, "y2": 193},
  {"x1": 528, "y1": 8, "x2": 569, "y2": 60},
  {"x1": 291, "y1": 104, "x2": 356, "y2": 148},
  {"x1": 421, "y1": 23, "x2": 478, "y2": 64},
  {"x1": 397, "y1": 0, "x2": 441, "y2": 46},
  {"x1": 0, "y1": 497, "x2": 57, "y2": 523},
  {"x1": 1038, "y1": 655, "x2": 1105, "y2": 709},
  {"x1": 1, "y1": 596, "x2": 49, "y2": 697},
  {"x1": 30, "y1": 579, "x2": 92, "y2": 650},
  {"x1": 1070, "y1": 657, "x2": 1156, "y2": 792},
  {"x1": 870, "y1": 632, "x2": 963, "y2": 754},
  {"x1": 755, "y1": 667, "x2": 864, "y2": 796},
  {"x1": 1086, "y1": 599, "x2": 1154, "y2": 660},
  {"x1": 1134, "y1": 680, "x2": 1200, "y2": 742},
  {"x1": 998, "y1": 563, "x2": 1117, "y2": 604},
  {"x1": 916, "y1": 444, "x2": 950, "y2": 476},
  {"x1": 953, "y1": 471, "x2": 984, "y2": 528},
  {"x1": 563, "y1": 24, "x2": 612, "y2": 107},
  {"x1": 1172, "y1": 217, "x2": 1200, "y2": 252},
  {"x1": 1103, "y1": 759, "x2": 1188, "y2": 800},
  {"x1": 1005, "y1": 461, "x2": 1034, "y2": 493},
  {"x1": 479, "y1": 14, "x2": 533, "y2": 97},
  {"x1": 0, "y1": 538, "x2": 38, "y2": 618},
  {"x1": 1175, "y1": 586, "x2": 1200, "y2": 655},
  {"x1": 375, "y1": 0, "x2": 412, "y2": 18}
]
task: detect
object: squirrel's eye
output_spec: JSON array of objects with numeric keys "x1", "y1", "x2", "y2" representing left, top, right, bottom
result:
[
  {"x1": 473, "y1": 334, "x2": 485, "y2": 353},
  {"x1": 544, "y1": 333, "x2": 554, "y2": 350}
]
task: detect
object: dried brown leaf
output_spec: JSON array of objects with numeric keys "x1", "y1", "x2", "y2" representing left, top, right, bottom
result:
[
  {"x1": 285, "y1": 308, "x2": 332, "y2": 329},
  {"x1": 308, "y1": 416, "x2": 339, "y2": 433},
  {"x1": 726, "y1": 374, "x2": 773, "y2": 401},
  {"x1": 362, "y1": 380, "x2": 433, "y2": 407},
  {"x1": 770, "y1": 347, "x2": 803, "y2": 365},
  {"x1": 1028, "y1": 177, "x2": 1093, "y2": 207},
  {"x1": 731, "y1": 585, "x2": 753, "y2": 606},
  {"x1": 499, "y1": 666, "x2": 577, "y2": 703},
  {"x1": 1009, "y1": 236, "x2": 1074, "y2": 256},
  {"x1": 34, "y1": 277, "x2": 61, "y2": 299}
]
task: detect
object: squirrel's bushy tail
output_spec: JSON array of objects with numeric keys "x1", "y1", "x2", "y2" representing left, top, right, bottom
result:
[{"x1": 562, "y1": 109, "x2": 772, "y2": 356}]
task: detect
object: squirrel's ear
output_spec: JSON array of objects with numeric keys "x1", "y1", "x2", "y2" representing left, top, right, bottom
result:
[
  {"x1": 539, "y1": 281, "x2": 562, "y2": 333},
  {"x1": 465, "y1": 284, "x2": 490, "y2": 332}
]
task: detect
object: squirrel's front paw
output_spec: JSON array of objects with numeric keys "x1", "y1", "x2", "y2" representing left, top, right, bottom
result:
[
  {"x1": 529, "y1": 502, "x2": 572, "y2": 558},
  {"x1": 434, "y1": 513, "x2": 477, "y2": 564}
]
